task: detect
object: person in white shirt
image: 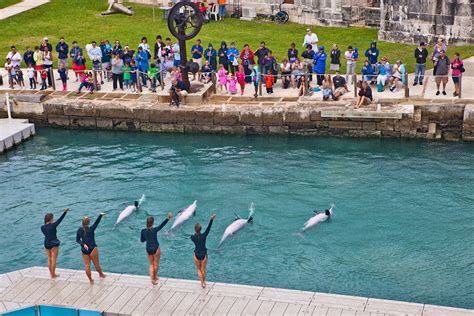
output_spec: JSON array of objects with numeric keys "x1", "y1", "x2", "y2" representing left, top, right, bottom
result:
[
  {"x1": 43, "y1": 46, "x2": 53, "y2": 87},
  {"x1": 6, "y1": 46, "x2": 22, "y2": 68},
  {"x1": 172, "y1": 42, "x2": 181, "y2": 67},
  {"x1": 303, "y1": 28, "x2": 318, "y2": 53},
  {"x1": 138, "y1": 36, "x2": 151, "y2": 56},
  {"x1": 86, "y1": 41, "x2": 104, "y2": 84},
  {"x1": 26, "y1": 66, "x2": 36, "y2": 89}
]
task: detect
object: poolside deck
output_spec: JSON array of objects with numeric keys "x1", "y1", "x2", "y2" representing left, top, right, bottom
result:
[
  {"x1": 0, "y1": 118, "x2": 35, "y2": 154},
  {"x1": 0, "y1": 267, "x2": 472, "y2": 316}
]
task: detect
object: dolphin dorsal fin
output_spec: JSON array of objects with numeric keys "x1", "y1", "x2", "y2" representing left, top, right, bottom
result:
[
  {"x1": 178, "y1": 208, "x2": 185, "y2": 214},
  {"x1": 233, "y1": 212, "x2": 241, "y2": 220}
]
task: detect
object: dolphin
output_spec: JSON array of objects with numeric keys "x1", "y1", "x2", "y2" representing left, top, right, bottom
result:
[
  {"x1": 115, "y1": 194, "x2": 145, "y2": 226},
  {"x1": 302, "y1": 206, "x2": 333, "y2": 232},
  {"x1": 218, "y1": 208, "x2": 254, "y2": 248},
  {"x1": 170, "y1": 200, "x2": 197, "y2": 230}
]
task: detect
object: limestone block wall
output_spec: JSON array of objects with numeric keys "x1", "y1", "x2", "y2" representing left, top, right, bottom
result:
[
  {"x1": 1, "y1": 99, "x2": 472, "y2": 141},
  {"x1": 379, "y1": 0, "x2": 473, "y2": 45}
]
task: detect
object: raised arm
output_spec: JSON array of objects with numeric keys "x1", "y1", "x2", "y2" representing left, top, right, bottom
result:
[
  {"x1": 53, "y1": 208, "x2": 69, "y2": 228},
  {"x1": 90, "y1": 214, "x2": 103, "y2": 231},
  {"x1": 154, "y1": 218, "x2": 169, "y2": 233},
  {"x1": 203, "y1": 214, "x2": 216, "y2": 237}
]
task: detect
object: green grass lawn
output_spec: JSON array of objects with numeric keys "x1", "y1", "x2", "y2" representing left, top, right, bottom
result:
[
  {"x1": 0, "y1": 0, "x2": 473, "y2": 73},
  {"x1": 0, "y1": 0, "x2": 22, "y2": 9}
]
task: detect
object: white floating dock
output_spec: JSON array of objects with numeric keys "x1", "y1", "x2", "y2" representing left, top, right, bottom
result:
[
  {"x1": 0, "y1": 119, "x2": 35, "y2": 154},
  {"x1": 0, "y1": 267, "x2": 473, "y2": 316}
]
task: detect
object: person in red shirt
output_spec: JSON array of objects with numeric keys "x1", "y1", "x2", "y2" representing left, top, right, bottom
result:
[
  {"x1": 240, "y1": 44, "x2": 254, "y2": 82},
  {"x1": 264, "y1": 70, "x2": 273, "y2": 94},
  {"x1": 451, "y1": 52, "x2": 463, "y2": 97}
]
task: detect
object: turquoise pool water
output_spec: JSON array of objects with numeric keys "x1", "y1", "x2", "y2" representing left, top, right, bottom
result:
[{"x1": 0, "y1": 129, "x2": 473, "y2": 309}]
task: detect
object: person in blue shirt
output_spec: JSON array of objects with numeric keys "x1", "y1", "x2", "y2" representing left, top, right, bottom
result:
[
  {"x1": 191, "y1": 39, "x2": 203, "y2": 66},
  {"x1": 23, "y1": 47, "x2": 35, "y2": 68},
  {"x1": 227, "y1": 42, "x2": 239, "y2": 74},
  {"x1": 364, "y1": 41, "x2": 379, "y2": 65},
  {"x1": 313, "y1": 45, "x2": 327, "y2": 86},
  {"x1": 76, "y1": 213, "x2": 106, "y2": 283},
  {"x1": 362, "y1": 59, "x2": 374, "y2": 82},
  {"x1": 204, "y1": 43, "x2": 217, "y2": 71},
  {"x1": 56, "y1": 37, "x2": 69, "y2": 69},
  {"x1": 130, "y1": 60, "x2": 138, "y2": 92},
  {"x1": 136, "y1": 46, "x2": 149, "y2": 87},
  {"x1": 141, "y1": 213, "x2": 172, "y2": 285},
  {"x1": 100, "y1": 40, "x2": 112, "y2": 79},
  {"x1": 41, "y1": 208, "x2": 69, "y2": 279}
]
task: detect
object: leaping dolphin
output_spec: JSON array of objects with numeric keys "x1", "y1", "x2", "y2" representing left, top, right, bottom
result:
[
  {"x1": 115, "y1": 194, "x2": 146, "y2": 226},
  {"x1": 302, "y1": 206, "x2": 333, "y2": 232},
  {"x1": 170, "y1": 200, "x2": 197, "y2": 230},
  {"x1": 218, "y1": 205, "x2": 254, "y2": 248}
]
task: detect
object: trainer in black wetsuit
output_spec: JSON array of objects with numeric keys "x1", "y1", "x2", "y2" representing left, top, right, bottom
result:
[
  {"x1": 76, "y1": 214, "x2": 103, "y2": 255},
  {"x1": 41, "y1": 211, "x2": 67, "y2": 250},
  {"x1": 141, "y1": 218, "x2": 170, "y2": 255},
  {"x1": 191, "y1": 219, "x2": 213, "y2": 260}
]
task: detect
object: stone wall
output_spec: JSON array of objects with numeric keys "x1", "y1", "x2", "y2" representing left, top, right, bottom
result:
[
  {"x1": 1, "y1": 98, "x2": 473, "y2": 141},
  {"x1": 378, "y1": 0, "x2": 473, "y2": 45}
]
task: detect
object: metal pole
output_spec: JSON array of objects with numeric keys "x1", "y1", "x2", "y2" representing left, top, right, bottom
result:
[
  {"x1": 458, "y1": 75, "x2": 462, "y2": 99},
  {"x1": 92, "y1": 70, "x2": 98, "y2": 92},
  {"x1": 50, "y1": 66, "x2": 56, "y2": 90},
  {"x1": 137, "y1": 70, "x2": 143, "y2": 93},
  {"x1": 6, "y1": 93, "x2": 12, "y2": 120},
  {"x1": 353, "y1": 74, "x2": 357, "y2": 98},
  {"x1": 179, "y1": 39, "x2": 190, "y2": 90},
  {"x1": 404, "y1": 73, "x2": 409, "y2": 98},
  {"x1": 258, "y1": 73, "x2": 262, "y2": 96},
  {"x1": 160, "y1": 68, "x2": 165, "y2": 90}
]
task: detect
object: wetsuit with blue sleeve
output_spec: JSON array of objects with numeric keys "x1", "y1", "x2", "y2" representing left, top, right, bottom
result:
[
  {"x1": 76, "y1": 214, "x2": 103, "y2": 255},
  {"x1": 41, "y1": 211, "x2": 67, "y2": 250},
  {"x1": 141, "y1": 218, "x2": 169, "y2": 255},
  {"x1": 191, "y1": 219, "x2": 213, "y2": 261}
]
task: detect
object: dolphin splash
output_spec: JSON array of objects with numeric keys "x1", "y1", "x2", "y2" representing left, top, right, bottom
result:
[
  {"x1": 115, "y1": 194, "x2": 145, "y2": 226},
  {"x1": 302, "y1": 205, "x2": 333, "y2": 232},
  {"x1": 170, "y1": 200, "x2": 197, "y2": 230},
  {"x1": 218, "y1": 203, "x2": 254, "y2": 248}
]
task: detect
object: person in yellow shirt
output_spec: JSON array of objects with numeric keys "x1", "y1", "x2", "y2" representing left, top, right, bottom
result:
[{"x1": 33, "y1": 46, "x2": 44, "y2": 82}]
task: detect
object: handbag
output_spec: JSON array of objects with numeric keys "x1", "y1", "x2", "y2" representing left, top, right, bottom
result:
[{"x1": 460, "y1": 66, "x2": 465, "y2": 73}]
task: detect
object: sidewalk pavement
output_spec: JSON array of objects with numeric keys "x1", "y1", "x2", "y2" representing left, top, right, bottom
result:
[{"x1": 0, "y1": 0, "x2": 49, "y2": 21}]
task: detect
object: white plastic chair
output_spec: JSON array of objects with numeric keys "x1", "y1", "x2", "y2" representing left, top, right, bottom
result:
[{"x1": 209, "y1": 4, "x2": 219, "y2": 21}]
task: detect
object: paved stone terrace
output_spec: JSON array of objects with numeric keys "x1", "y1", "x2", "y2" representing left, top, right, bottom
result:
[{"x1": 0, "y1": 267, "x2": 473, "y2": 316}]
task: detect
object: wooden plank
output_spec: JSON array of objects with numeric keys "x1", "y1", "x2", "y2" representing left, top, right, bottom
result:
[
  {"x1": 1, "y1": 278, "x2": 31, "y2": 301},
  {"x1": 93, "y1": 285, "x2": 128, "y2": 311},
  {"x1": 0, "y1": 302, "x2": 6, "y2": 312},
  {"x1": 38, "y1": 280, "x2": 70, "y2": 304},
  {"x1": 23, "y1": 279, "x2": 56, "y2": 303},
  {"x1": 145, "y1": 290, "x2": 174, "y2": 315},
  {"x1": 73, "y1": 283, "x2": 109, "y2": 308},
  {"x1": 119, "y1": 288, "x2": 151, "y2": 315},
  {"x1": 106, "y1": 286, "x2": 138, "y2": 314},
  {"x1": 210, "y1": 282, "x2": 264, "y2": 299},
  {"x1": 227, "y1": 298, "x2": 250, "y2": 316},
  {"x1": 298, "y1": 305, "x2": 316, "y2": 316},
  {"x1": 365, "y1": 298, "x2": 423, "y2": 315},
  {"x1": 60, "y1": 283, "x2": 91, "y2": 307},
  {"x1": 14, "y1": 278, "x2": 48, "y2": 302},
  {"x1": 82, "y1": 285, "x2": 115, "y2": 309},
  {"x1": 47, "y1": 281, "x2": 82, "y2": 306},
  {"x1": 130, "y1": 289, "x2": 162, "y2": 315},
  {"x1": 2, "y1": 301, "x2": 21, "y2": 311},
  {"x1": 256, "y1": 300, "x2": 276, "y2": 316},
  {"x1": 284, "y1": 303, "x2": 303, "y2": 315},
  {"x1": 326, "y1": 307, "x2": 343, "y2": 316},
  {"x1": 271, "y1": 302, "x2": 289, "y2": 316},
  {"x1": 214, "y1": 296, "x2": 237, "y2": 315},
  {"x1": 312, "y1": 307, "x2": 330, "y2": 316},
  {"x1": 341, "y1": 310, "x2": 357, "y2": 316},
  {"x1": 242, "y1": 299, "x2": 262, "y2": 315},
  {"x1": 158, "y1": 291, "x2": 187, "y2": 315},
  {"x1": 171, "y1": 292, "x2": 200, "y2": 315},
  {"x1": 259, "y1": 288, "x2": 314, "y2": 305},
  {"x1": 355, "y1": 312, "x2": 371, "y2": 316},
  {"x1": 312, "y1": 293, "x2": 368, "y2": 311},
  {"x1": 198, "y1": 295, "x2": 224, "y2": 316}
]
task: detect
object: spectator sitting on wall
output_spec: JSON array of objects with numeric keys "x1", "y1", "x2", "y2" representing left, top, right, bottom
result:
[
  {"x1": 389, "y1": 60, "x2": 406, "y2": 92},
  {"x1": 200, "y1": 60, "x2": 212, "y2": 83},
  {"x1": 355, "y1": 81, "x2": 372, "y2": 108},
  {"x1": 362, "y1": 59, "x2": 374, "y2": 82},
  {"x1": 322, "y1": 74, "x2": 333, "y2": 101},
  {"x1": 186, "y1": 58, "x2": 199, "y2": 81},
  {"x1": 169, "y1": 79, "x2": 188, "y2": 106},
  {"x1": 376, "y1": 57, "x2": 391, "y2": 92},
  {"x1": 332, "y1": 71, "x2": 348, "y2": 101}
]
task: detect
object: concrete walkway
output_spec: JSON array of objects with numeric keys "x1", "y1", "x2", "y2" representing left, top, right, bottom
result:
[
  {"x1": 1, "y1": 267, "x2": 473, "y2": 316},
  {"x1": 0, "y1": 0, "x2": 49, "y2": 21}
]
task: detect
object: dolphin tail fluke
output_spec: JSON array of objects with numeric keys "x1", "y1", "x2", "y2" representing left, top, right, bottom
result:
[
  {"x1": 137, "y1": 194, "x2": 146, "y2": 207},
  {"x1": 248, "y1": 202, "x2": 255, "y2": 219}
]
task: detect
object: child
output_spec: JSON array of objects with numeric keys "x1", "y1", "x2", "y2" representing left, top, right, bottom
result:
[
  {"x1": 264, "y1": 70, "x2": 273, "y2": 94},
  {"x1": 200, "y1": 60, "x2": 212, "y2": 83},
  {"x1": 130, "y1": 61, "x2": 138, "y2": 93},
  {"x1": 362, "y1": 59, "x2": 374, "y2": 83},
  {"x1": 176, "y1": 66, "x2": 183, "y2": 82},
  {"x1": 5, "y1": 58, "x2": 14, "y2": 88},
  {"x1": 229, "y1": 74, "x2": 237, "y2": 95},
  {"x1": 217, "y1": 64, "x2": 228, "y2": 93},
  {"x1": 15, "y1": 66, "x2": 25, "y2": 88},
  {"x1": 170, "y1": 66, "x2": 178, "y2": 82},
  {"x1": 40, "y1": 66, "x2": 48, "y2": 90},
  {"x1": 27, "y1": 64, "x2": 36, "y2": 89},
  {"x1": 58, "y1": 63, "x2": 68, "y2": 91},
  {"x1": 123, "y1": 62, "x2": 131, "y2": 92},
  {"x1": 236, "y1": 65, "x2": 245, "y2": 95},
  {"x1": 149, "y1": 63, "x2": 159, "y2": 92},
  {"x1": 250, "y1": 65, "x2": 259, "y2": 98}
]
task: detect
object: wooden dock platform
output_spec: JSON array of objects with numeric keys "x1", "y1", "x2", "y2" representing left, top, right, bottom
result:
[
  {"x1": 0, "y1": 118, "x2": 35, "y2": 154},
  {"x1": 0, "y1": 267, "x2": 472, "y2": 315}
]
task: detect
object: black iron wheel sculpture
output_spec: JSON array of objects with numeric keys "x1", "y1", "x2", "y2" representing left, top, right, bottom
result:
[{"x1": 168, "y1": 2, "x2": 204, "y2": 41}]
